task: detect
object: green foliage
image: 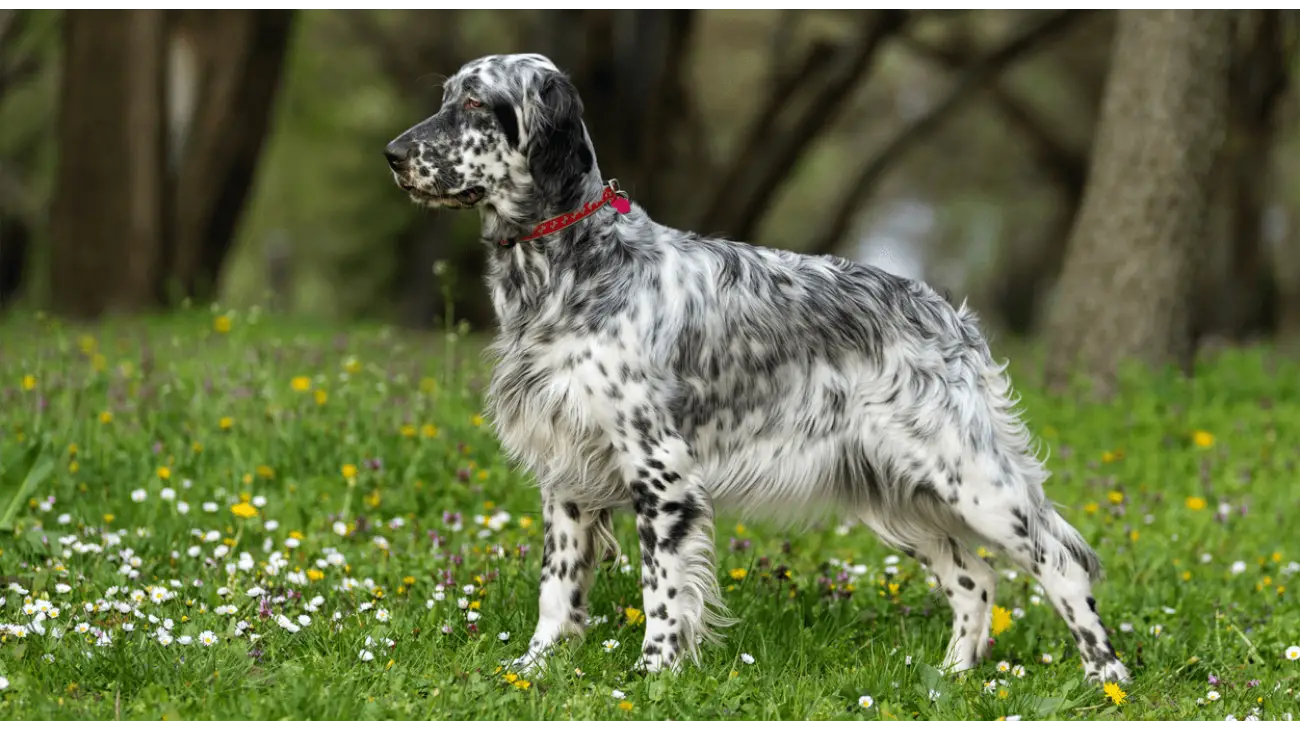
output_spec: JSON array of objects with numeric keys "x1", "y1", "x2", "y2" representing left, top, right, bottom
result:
[{"x1": 0, "y1": 309, "x2": 1297, "y2": 719}]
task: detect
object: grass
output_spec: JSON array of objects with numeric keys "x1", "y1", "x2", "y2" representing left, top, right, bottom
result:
[{"x1": 0, "y1": 308, "x2": 1297, "y2": 721}]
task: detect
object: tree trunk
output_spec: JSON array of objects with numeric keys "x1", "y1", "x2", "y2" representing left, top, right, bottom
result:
[
  {"x1": 1043, "y1": 11, "x2": 1232, "y2": 396},
  {"x1": 50, "y1": 10, "x2": 167, "y2": 320},
  {"x1": 164, "y1": 9, "x2": 295, "y2": 305}
]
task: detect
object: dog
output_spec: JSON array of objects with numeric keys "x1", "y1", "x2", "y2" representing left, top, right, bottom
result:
[{"x1": 383, "y1": 52, "x2": 1130, "y2": 684}]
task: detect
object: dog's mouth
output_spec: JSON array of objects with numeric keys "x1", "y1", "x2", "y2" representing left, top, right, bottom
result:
[{"x1": 402, "y1": 182, "x2": 486, "y2": 209}]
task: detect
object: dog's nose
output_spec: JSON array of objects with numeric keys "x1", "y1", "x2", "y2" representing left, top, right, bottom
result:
[{"x1": 384, "y1": 140, "x2": 411, "y2": 169}]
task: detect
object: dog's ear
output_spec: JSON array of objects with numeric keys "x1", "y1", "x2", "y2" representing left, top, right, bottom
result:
[{"x1": 528, "y1": 71, "x2": 594, "y2": 208}]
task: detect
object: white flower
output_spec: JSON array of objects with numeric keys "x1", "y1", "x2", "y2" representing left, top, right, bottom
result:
[
  {"x1": 199, "y1": 631, "x2": 217, "y2": 647},
  {"x1": 203, "y1": 502, "x2": 218, "y2": 513},
  {"x1": 160, "y1": 488, "x2": 176, "y2": 501},
  {"x1": 740, "y1": 653, "x2": 755, "y2": 665},
  {"x1": 1149, "y1": 624, "x2": 1163, "y2": 637},
  {"x1": 465, "y1": 611, "x2": 479, "y2": 622},
  {"x1": 1119, "y1": 622, "x2": 1134, "y2": 633},
  {"x1": 1285, "y1": 646, "x2": 1300, "y2": 661},
  {"x1": 54, "y1": 583, "x2": 72, "y2": 594},
  {"x1": 603, "y1": 639, "x2": 620, "y2": 652},
  {"x1": 858, "y1": 695, "x2": 874, "y2": 709},
  {"x1": 0, "y1": 677, "x2": 10, "y2": 691},
  {"x1": 177, "y1": 502, "x2": 190, "y2": 515},
  {"x1": 463, "y1": 584, "x2": 476, "y2": 595},
  {"x1": 457, "y1": 598, "x2": 469, "y2": 610},
  {"x1": 498, "y1": 632, "x2": 510, "y2": 641},
  {"x1": 1005, "y1": 716, "x2": 1021, "y2": 722},
  {"x1": 359, "y1": 649, "x2": 375, "y2": 662},
  {"x1": 1041, "y1": 654, "x2": 1053, "y2": 664},
  {"x1": 75, "y1": 622, "x2": 90, "y2": 634},
  {"x1": 1011, "y1": 665, "x2": 1025, "y2": 678},
  {"x1": 612, "y1": 690, "x2": 626, "y2": 699},
  {"x1": 297, "y1": 615, "x2": 311, "y2": 627},
  {"x1": 1162, "y1": 606, "x2": 1176, "y2": 615},
  {"x1": 285, "y1": 537, "x2": 300, "y2": 549},
  {"x1": 123, "y1": 623, "x2": 135, "y2": 633},
  {"x1": 215, "y1": 605, "x2": 237, "y2": 616},
  {"x1": 131, "y1": 489, "x2": 147, "y2": 503},
  {"x1": 928, "y1": 688, "x2": 941, "y2": 702},
  {"x1": 1231, "y1": 561, "x2": 1248, "y2": 575},
  {"x1": 996, "y1": 661, "x2": 1010, "y2": 672},
  {"x1": 1201, "y1": 553, "x2": 1213, "y2": 564},
  {"x1": 178, "y1": 635, "x2": 193, "y2": 645},
  {"x1": 333, "y1": 522, "x2": 348, "y2": 536},
  {"x1": 252, "y1": 495, "x2": 268, "y2": 508},
  {"x1": 1207, "y1": 690, "x2": 1222, "y2": 702},
  {"x1": 264, "y1": 520, "x2": 279, "y2": 531},
  {"x1": 187, "y1": 546, "x2": 201, "y2": 558}
]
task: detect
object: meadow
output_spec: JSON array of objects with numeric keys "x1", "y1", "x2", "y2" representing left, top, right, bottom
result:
[{"x1": 0, "y1": 308, "x2": 1297, "y2": 720}]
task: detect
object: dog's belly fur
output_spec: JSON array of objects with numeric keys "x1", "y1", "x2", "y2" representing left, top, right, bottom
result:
[{"x1": 488, "y1": 328, "x2": 994, "y2": 536}]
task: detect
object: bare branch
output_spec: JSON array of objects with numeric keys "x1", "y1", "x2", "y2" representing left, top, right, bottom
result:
[
  {"x1": 697, "y1": 10, "x2": 908, "y2": 239},
  {"x1": 807, "y1": 9, "x2": 1094, "y2": 257},
  {"x1": 902, "y1": 31, "x2": 1087, "y2": 197}
]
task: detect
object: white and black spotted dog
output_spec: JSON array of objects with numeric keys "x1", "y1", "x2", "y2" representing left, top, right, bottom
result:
[{"x1": 384, "y1": 53, "x2": 1130, "y2": 684}]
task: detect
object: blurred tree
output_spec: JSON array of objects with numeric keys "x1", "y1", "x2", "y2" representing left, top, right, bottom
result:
[
  {"x1": 162, "y1": 10, "x2": 296, "y2": 304},
  {"x1": 1194, "y1": 10, "x2": 1294, "y2": 343},
  {"x1": 0, "y1": 9, "x2": 54, "y2": 310},
  {"x1": 48, "y1": 10, "x2": 294, "y2": 319},
  {"x1": 1045, "y1": 10, "x2": 1232, "y2": 395},
  {"x1": 50, "y1": 10, "x2": 168, "y2": 318}
]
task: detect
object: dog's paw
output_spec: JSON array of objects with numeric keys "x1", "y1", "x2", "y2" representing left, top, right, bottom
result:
[
  {"x1": 510, "y1": 650, "x2": 549, "y2": 677},
  {"x1": 633, "y1": 652, "x2": 681, "y2": 675},
  {"x1": 1087, "y1": 658, "x2": 1132, "y2": 685}
]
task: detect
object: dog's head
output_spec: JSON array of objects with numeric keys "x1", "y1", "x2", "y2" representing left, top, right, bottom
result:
[{"x1": 384, "y1": 53, "x2": 596, "y2": 221}]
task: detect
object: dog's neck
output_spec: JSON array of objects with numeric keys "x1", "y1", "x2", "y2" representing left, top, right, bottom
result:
[{"x1": 480, "y1": 169, "x2": 607, "y2": 245}]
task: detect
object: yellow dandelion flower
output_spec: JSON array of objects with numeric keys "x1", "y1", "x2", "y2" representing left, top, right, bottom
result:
[
  {"x1": 400, "y1": 424, "x2": 417, "y2": 438},
  {"x1": 342, "y1": 464, "x2": 358, "y2": 479},
  {"x1": 471, "y1": 414, "x2": 485, "y2": 427},
  {"x1": 403, "y1": 576, "x2": 416, "y2": 586},
  {"x1": 735, "y1": 523, "x2": 747, "y2": 536},
  {"x1": 1185, "y1": 496, "x2": 1206, "y2": 511},
  {"x1": 1272, "y1": 552, "x2": 1282, "y2": 563},
  {"x1": 68, "y1": 443, "x2": 78, "y2": 456},
  {"x1": 242, "y1": 473, "x2": 253, "y2": 486},
  {"x1": 1107, "y1": 490, "x2": 1124, "y2": 505},
  {"x1": 1181, "y1": 571, "x2": 1192, "y2": 581},
  {"x1": 219, "y1": 416, "x2": 234, "y2": 430},
  {"x1": 157, "y1": 466, "x2": 171, "y2": 481},
  {"x1": 625, "y1": 607, "x2": 645, "y2": 625},
  {"x1": 213, "y1": 315, "x2": 232, "y2": 334},
  {"x1": 192, "y1": 442, "x2": 203, "y2": 454},
  {"x1": 307, "y1": 569, "x2": 324, "y2": 581},
  {"x1": 991, "y1": 605, "x2": 1013, "y2": 637},
  {"x1": 421, "y1": 424, "x2": 438, "y2": 438},
  {"x1": 1103, "y1": 681, "x2": 1127, "y2": 705},
  {"x1": 344, "y1": 357, "x2": 362, "y2": 375},
  {"x1": 1192, "y1": 430, "x2": 1215, "y2": 449},
  {"x1": 91, "y1": 353, "x2": 106, "y2": 372},
  {"x1": 79, "y1": 334, "x2": 97, "y2": 354},
  {"x1": 314, "y1": 389, "x2": 328, "y2": 405},
  {"x1": 99, "y1": 411, "x2": 113, "y2": 424},
  {"x1": 519, "y1": 516, "x2": 534, "y2": 529},
  {"x1": 1083, "y1": 502, "x2": 1099, "y2": 515},
  {"x1": 257, "y1": 465, "x2": 275, "y2": 479},
  {"x1": 290, "y1": 376, "x2": 311, "y2": 392},
  {"x1": 231, "y1": 502, "x2": 258, "y2": 519},
  {"x1": 1130, "y1": 530, "x2": 1140, "y2": 543},
  {"x1": 21, "y1": 375, "x2": 37, "y2": 391},
  {"x1": 730, "y1": 568, "x2": 748, "y2": 581},
  {"x1": 1101, "y1": 451, "x2": 1119, "y2": 464},
  {"x1": 503, "y1": 673, "x2": 518, "y2": 683},
  {"x1": 103, "y1": 514, "x2": 115, "y2": 523},
  {"x1": 618, "y1": 701, "x2": 633, "y2": 711},
  {"x1": 69, "y1": 462, "x2": 79, "y2": 474},
  {"x1": 365, "y1": 490, "x2": 381, "y2": 509}
]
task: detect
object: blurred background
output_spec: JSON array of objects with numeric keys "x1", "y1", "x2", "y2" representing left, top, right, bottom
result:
[{"x1": 1, "y1": 9, "x2": 1298, "y2": 391}]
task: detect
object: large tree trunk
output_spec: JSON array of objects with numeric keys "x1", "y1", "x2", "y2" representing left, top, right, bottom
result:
[
  {"x1": 164, "y1": 9, "x2": 295, "y2": 304},
  {"x1": 1043, "y1": 11, "x2": 1232, "y2": 396},
  {"x1": 50, "y1": 10, "x2": 168, "y2": 319}
]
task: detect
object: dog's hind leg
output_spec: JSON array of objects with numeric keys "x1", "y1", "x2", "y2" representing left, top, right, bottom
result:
[
  {"x1": 955, "y1": 463, "x2": 1131, "y2": 684},
  {"x1": 916, "y1": 536, "x2": 997, "y2": 674},
  {"x1": 512, "y1": 490, "x2": 609, "y2": 675}
]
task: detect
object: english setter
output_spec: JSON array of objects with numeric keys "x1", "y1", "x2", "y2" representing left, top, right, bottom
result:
[{"x1": 383, "y1": 53, "x2": 1130, "y2": 684}]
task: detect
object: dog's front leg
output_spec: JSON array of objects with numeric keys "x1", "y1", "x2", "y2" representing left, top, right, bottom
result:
[
  {"x1": 624, "y1": 434, "x2": 728, "y2": 674},
  {"x1": 513, "y1": 489, "x2": 605, "y2": 675}
]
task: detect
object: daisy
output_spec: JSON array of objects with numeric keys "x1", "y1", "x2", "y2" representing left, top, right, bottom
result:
[
  {"x1": 465, "y1": 611, "x2": 480, "y2": 622},
  {"x1": 178, "y1": 635, "x2": 193, "y2": 645},
  {"x1": 75, "y1": 622, "x2": 90, "y2": 634},
  {"x1": 359, "y1": 649, "x2": 375, "y2": 662},
  {"x1": 858, "y1": 695, "x2": 874, "y2": 709},
  {"x1": 1011, "y1": 665, "x2": 1026, "y2": 678},
  {"x1": 612, "y1": 690, "x2": 626, "y2": 699},
  {"x1": 498, "y1": 632, "x2": 510, "y2": 641},
  {"x1": 603, "y1": 639, "x2": 620, "y2": 653},
  {"x1": 157, "y1": 633, "x2": 173, "y2": 646},
  {"x1": 376, "y1": 609, "x2": 390, "y2": 622},
  {"x1": 997, "y1": 661, "x2": 1010, "y2": 673},
  {"x1": 131, "y1": 489, "x2": 147, "y2": 503},
  {"x1": 199, "y1": 631, "x2": 217, "y2": 647},
  {"x1": 1041, "y1": 654, "x2": 1053, "y2": 664},
  {"x1": 1285, "y1": 646, "x2": 1300, "y2": 661},
  {"x1": 741, "y1": 653, "x2": 755, "y2": 665},
  {"x1": 1208, "y1": 691, "x2": 1222, "y2": 702},
  {"x1": 0, "y1": 677, "x2": 8, "y2": 691}
]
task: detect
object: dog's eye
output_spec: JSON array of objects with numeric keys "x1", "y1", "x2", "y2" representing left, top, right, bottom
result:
[{"x1": 464, "y1": 98, "x2": 483, "y2": 110}]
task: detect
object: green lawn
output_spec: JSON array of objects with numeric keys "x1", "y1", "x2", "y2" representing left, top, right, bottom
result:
[{"x1": 0, "y1": 309, "x2": 1297, "y2": 720}]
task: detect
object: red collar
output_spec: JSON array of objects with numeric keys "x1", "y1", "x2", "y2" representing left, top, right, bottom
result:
[{"x1": 498, "y1": 179, "x2": 631, "y2": 248}]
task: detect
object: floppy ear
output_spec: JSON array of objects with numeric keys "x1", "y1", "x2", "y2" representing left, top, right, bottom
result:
[{"x1": 528, "y1": 71, "x2": 595, "y2": 208}]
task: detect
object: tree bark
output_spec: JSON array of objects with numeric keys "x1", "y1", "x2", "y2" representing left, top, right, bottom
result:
[
  {"x1": 164, "y1": 10, "x2": 296, "y2": 304},
  {"x1": 50, "y1": 10, "x2": 168, "y2": 320},
  {"x1": 1043, "y1": 10, "x2": 1232, "y2": 396}
]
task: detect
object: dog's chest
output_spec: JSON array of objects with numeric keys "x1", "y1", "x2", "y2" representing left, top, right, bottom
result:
[{"x1": 486, "y1": 334, "x2": 626, "y2": 491}]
